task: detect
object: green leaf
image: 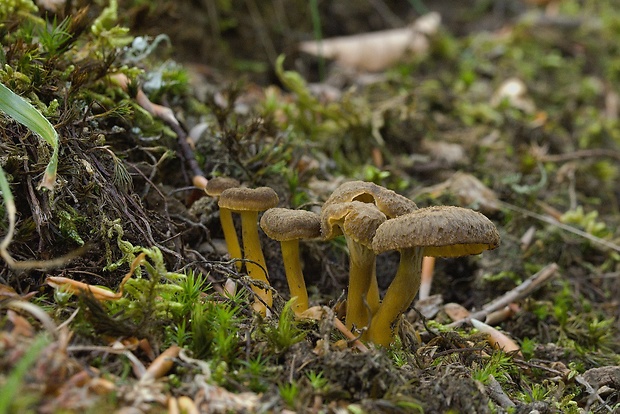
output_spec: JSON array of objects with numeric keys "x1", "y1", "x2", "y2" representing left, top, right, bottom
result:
[
  {"x1": 0, "y1": 334, "x2": 50, "y2": 413},
  {"x1": 0, "y1": 82, "x2": 59, "y2": 190},
  {"x1": 0, "y1": 165, "x2": 16, "y2": 256}
]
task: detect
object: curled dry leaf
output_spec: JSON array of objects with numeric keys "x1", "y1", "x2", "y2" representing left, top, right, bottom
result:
[
  {"x1": 168, "y1": 397, "x2": 180, "y2": 414},
  {"x1": 7, "y1": 300, "x2": 58, "y2": 335},
  {"x1": 444, "y1": 302, "x2": 471, "y2": 321},
  {"x1": 414, "y1": 293, "x2": 444, "y2": 319},
  {"x1": 298, "y1": 306, "x2": 368, "y2": 352},
  {"x1": 0, "y1": 283, "x2": 36, "y2": 301},
  {"x1": 46, "y1": 277, "x2": 123, "y2": 301},
  {"x1": 223, "y1": 278, "x2": 238, "y2": 297},
  {"x1": 57, "y1": 369, "x2": 115, "y2": 397},
  {"x1": 421, "y1": 140, "x2": 468, "y2": 167},
  {"x1": 484, "y1": 304, "x2": 519, "y2": 325},
  {"x1": 298, "y1": 12, "x2": 441, "y2": 72},
  {"x1": 138, "y1": 338, "x2": 156, "y2": 361},
  {"x1": 109, "y1": 73, "x2": 179, "y2": 125},
  {"x1": 141, "y1": 345, "x2": 181, "y2": 382},
  {"x1": 110, "y1": 72, "x2": 207, "y2": 187},
  {"x1": 177, "y1": 396, "x2": 200, "y2": 414},
  {"x1": 520, "y1": 225, "x2": 537, "y2": 251},
  {"x1": 491, "y1": 77, "x2": 536, "y2": 113},
  {"x1": 89, "y1": 377, "x2": 116, "y2": 395},
  {"x1": 471, "y1": 318, "x2": 522, "y2": 356},
  {"x1": 194, "y1": 383, "x2": 260, "y2": 413},
  {"x1": 168, "y1": 396, "x2": 199, "y2": 414},
  {"x1": 7, "y1": 309, "x2": 35, "y2": 337},
  {"x1": 416, "y1": 171, "x2": 501, "y2": 214},
  {"x1": 36, "y1": 0, "x2": 66, "y2": 12},
  {"x1": 46, "y1": 252, "x2": 146, "y2": 301}
]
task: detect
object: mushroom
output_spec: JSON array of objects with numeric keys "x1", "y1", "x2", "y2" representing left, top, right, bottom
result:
[
  {"x1": 323, "y1": 181, "x2": 417, "y2": 314},
  {"x1": 367, "y1": 206, "x2": 500, "y2": 346},
  {"x1": 219, "y1": 187, "x2": 279, "y2": 315},
  {"x1": 205, "y1": 177, "x2": 242, "y2": 270},
  {"x1": 260, "y1": 208, "x2": 321, "y2": 314},
  {"x1": 324, "y1": 180, "x2": 417, "y2": 219},
  {"x1": 321, "y1": 201, "x2": 386, "y2": 332}
]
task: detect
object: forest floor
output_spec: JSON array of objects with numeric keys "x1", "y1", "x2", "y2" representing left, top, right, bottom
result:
[{"x1": 0, "y1": 1, "x2": 619, "y2": 413}]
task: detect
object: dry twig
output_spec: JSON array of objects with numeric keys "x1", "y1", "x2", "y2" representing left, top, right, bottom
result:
[{"x1": 446, "y1": 263, "x2": 559, "y2": 328}]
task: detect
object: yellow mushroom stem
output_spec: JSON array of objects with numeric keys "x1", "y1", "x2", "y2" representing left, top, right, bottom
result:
[
  {"x1": 219, "y1": 207, "x2": 243, "y2": 271},
  {"x1": 366, "y1": 274, "x2": 380, "y2": 316},
  {"x1": 345, "y1": 238, "x2": 377, "y2": 334},
  {"x1": 239, "y1": 211, "x2": 272, "y2": 314},
  {"x1": 367, "y1": 246, "x2": 423, "y2": 347},
  {"x1": 279, "y1": 239, "x2": 309, "y2": 315}
]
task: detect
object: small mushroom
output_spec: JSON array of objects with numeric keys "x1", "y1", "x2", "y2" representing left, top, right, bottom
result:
[
  {"x1": 367, "y1": 206, "x2": 500, "y2": 346},
  {"x1": 321, "y1": 201, "x2": 386, "y2": 332},
  {"x1": 260, "y1": 208, "x2": 321, "y2": 314},
  {"x1": 324, "y1": 180, "x2": 418, "y2": 219},
  {"x1": 205, "y1": 177, "x2": 242, "y2": 269},
  {"x1": 323, "y1": 181, "x2": 417, "y2": 314},
  {"x1": 219, "y1": 187, "x2": 279, "y2": 315}
]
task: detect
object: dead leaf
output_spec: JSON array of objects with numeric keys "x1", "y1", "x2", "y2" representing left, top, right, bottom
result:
[
  {"x1": 298, "y1": 13, "x2": 441, "y2": 72},
  {"x1": 491, "y1": 77, "x2": 536, "y2": 113},
  {"x1": 416, "y1": 171, "x2": 501, "y2": 214},
  {"x1": 141, "y1": 345, "x2": 181, "y2": 382},
  {"x1": 444, "y1": 302, "x2": 471, "y2": 321},
  {"x1": 484, "y1": 304, "x2": 519, "y2": 325},
  {"x1": 46, "y1": 252, "x2": 146, "y2": 301},
  {"x1": 298, "y1": 306, "x2": 368, "y2": 352},
  {"x1": 471, "y1": 318, "x2": 522, "y2": 356}
]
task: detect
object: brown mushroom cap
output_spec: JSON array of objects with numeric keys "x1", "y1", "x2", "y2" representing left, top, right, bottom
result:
[
  {"x1": 260, "y1": 208, "x2": 321, "y2": 241},
  {"x1": 219, "y1": 187, "x2": 279, "y2": 212},
  {"x1": 321, "y1": 201, "x2": 387, "y2": 247},
  {"x1": 324, "y1": 181, "x2": 417, "y2": 218},
  {"x1": 205, "y1": 177, "x2": 240, "y2": 197},
  {"x1": 372, "y1": 206, "x2": 500, "y2": 257}
]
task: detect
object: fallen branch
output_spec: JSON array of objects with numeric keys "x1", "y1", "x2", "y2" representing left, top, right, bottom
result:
[
  {"x1": 499, "y1": 201, "x2": 620, "y2": 253},
  {"x1": 446, "y1": 262, "x2": 559, "y2": 328},
  {"x1": 486, "y1": 374, "x2": 516, "y2": 409},
  {"x1": 538, "y1": 148, "x2": 620, "y2": 163}
]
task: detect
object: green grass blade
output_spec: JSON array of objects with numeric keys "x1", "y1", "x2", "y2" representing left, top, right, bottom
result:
[
  {"x1": 0, "y1": 333, "x2": 50, "y2": 413},
  {"x1": 0, "y1": 82, "x2": 59, "y2": 190},
  {"x1": 0, "y1": 165, "x2": 16, "y2": 256}
]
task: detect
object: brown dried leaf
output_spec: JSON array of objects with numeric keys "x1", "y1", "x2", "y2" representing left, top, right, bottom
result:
[
  {"x1": 298, "y1": 13, "x2": 440, "y2": 72},
  {"x1": 141, "y1": 345, "x2": 181, "y2": 382},
  {"x1": 471, "y1": 318, "x2": 522, "y2": 356},
  {"x1": 444, "y1": 302, "x2": 471, "y2": 321}
]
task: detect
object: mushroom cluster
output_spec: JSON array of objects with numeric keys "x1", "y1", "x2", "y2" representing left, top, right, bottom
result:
[
  {"x1": 322, "y1": 181, "x2": 418, "y2": 330},
  {"x1": 319, "y1": 181, "x2": 499, "y2": 345},
  {"x1": 205, "y1": 180, "x2": 320, "y2": 317},
  {"x1": 205, "y1": 178, "x2": 499, "y2": 347}
]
